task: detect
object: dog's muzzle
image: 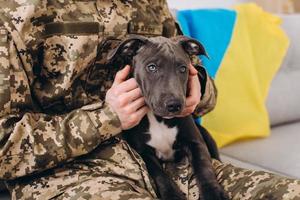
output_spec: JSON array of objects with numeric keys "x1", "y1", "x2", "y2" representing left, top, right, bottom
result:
[{"x1": 165, "y1": 99, "x2": 183, "y2": 113}]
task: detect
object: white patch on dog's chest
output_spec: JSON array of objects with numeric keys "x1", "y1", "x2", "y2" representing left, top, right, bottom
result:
[{"x1": 146, "y1": 112, "x2": 178, "y2": 161}]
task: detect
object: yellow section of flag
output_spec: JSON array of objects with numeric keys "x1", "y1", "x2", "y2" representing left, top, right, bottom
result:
[{"x1": 202, "y1": 4, "x2": 290, "y2": 147}]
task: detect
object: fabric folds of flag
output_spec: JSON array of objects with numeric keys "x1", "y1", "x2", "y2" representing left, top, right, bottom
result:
[{"x1": 177, "y1": 3, "x2": 289, "y2": 147}]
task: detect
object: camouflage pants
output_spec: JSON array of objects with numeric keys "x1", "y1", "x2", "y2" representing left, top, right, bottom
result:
[{"x1": 6, "y1": 139, "x2": 300, "y2": 200}]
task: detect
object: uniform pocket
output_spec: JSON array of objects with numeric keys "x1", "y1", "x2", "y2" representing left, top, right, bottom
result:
[
  {"x1": 33, "y1": 22, "x2": 104, "y2": 112},
  {"x1": 41, "y1": 22, "x2": 103, "y2": 81}
]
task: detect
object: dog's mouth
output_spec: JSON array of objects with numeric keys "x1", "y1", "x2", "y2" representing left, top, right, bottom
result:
[
  {"x1": 149, "y1": 106, "x2": 183, "y2": 119},
  {"x1": 153, "y1": 112, "x2": 179, "y2": 119},
  {"x1": 144, "y1": 97, "x2": 185, "y2": 118}
]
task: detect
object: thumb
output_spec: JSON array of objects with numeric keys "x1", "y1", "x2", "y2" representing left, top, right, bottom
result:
[
  {"x1": 113, "y1": 65, "x2": 131, "y2": 86},
  {"x1": 189, "y1": 64, "x2": 198, "y2": 76}
]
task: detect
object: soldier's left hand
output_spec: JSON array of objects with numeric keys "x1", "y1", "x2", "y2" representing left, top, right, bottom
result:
[{"x1": 176, "y1": 64, "x2": 201, "y2": 117}]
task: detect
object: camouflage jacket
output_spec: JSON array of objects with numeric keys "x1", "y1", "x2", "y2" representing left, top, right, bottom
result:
[{"x1": 0, "y1": 0, "x2": 217, "y2": 180}]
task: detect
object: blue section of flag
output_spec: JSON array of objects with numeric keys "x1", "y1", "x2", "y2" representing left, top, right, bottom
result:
[
  {"x1": 194, "y1": 117, "x2": 201, "y2": 125},
  {"x1": 177, "y1": 9, "x2": 237, "y2": 78}
]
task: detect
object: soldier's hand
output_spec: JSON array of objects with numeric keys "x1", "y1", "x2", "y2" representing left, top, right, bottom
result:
[
  {"x1": 106, "y1": 65, "x2": 149, "y2": 130},
  {"x1": 176, "y1": 64, "x2": 201, "y2": 117}
]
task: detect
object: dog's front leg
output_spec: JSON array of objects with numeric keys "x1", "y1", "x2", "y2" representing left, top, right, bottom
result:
[
  {"x1": 189, "y1": 139, "x2": 229, "y2": 200},
  {"x1": 141, "y1": 148, "x2": 187, "y2": 200}
]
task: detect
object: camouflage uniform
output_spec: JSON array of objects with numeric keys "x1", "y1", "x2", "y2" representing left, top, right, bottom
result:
[{"x1": 0, "y1": 0, "x2": 299, "y2": 199}]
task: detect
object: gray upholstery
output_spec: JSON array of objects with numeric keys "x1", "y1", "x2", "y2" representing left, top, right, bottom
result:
[
  {"x1": 221, "y1": 122, "x2": 300, "y2": 179},
  {"x1": 266, "y1": 14, "x2": 300, "y2": 126},
  {"x1": 221, "y1": 14, "x2": 300, "y2": 180},
  {"x1": 266, "y1": 69, "x2": 300, "y2": 125}
]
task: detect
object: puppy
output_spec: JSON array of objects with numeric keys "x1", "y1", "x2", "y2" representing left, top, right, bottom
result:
[{"x1": 107, "y1": 35, "x2": 228, "y2": 200}]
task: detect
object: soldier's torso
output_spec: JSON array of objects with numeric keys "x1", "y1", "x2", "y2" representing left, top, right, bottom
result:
[
  {"x1": 0, "y1": 0, "x2": 178, "y2": 114},
  {"x1": 0, "y1": 1, "x2": 180, "y2": 196}
]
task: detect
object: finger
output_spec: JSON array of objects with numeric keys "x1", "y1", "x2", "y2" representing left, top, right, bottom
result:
[
  {"x1": 127, "y1": 97, "x2": 146, "y2": 113},
  {"x1": 112, "y1": 65, "x2": 131, "y2": 86},
  {"x1": 127, "y1": 87, "x2": 143, "y2": 101},
  {"x1": 187, "y1": 76, "x2": 200, "y2": 97},
  {"x1": 185, "y1": 96, "x2": 199, "y2": 107},
  {"x1": 189, "y1": 64, "x2": 198, "y2": 76},
  {"x1": 119, "y1": 88, "x2": 142, "y2": 106},
  {"x1": 176, "y1": 113, "x2": 189, "y2": 118},
  {"x1": 135, "y1": 106, "x2": 149, "y2": 119},
  {"x1": 187, "y1": 72, "x2": 199, "y2": 96},
  {"x1": 187, "y1": 77, "x2": 193, "y2": 96},
  {"x1": 176, "y1": 106, "x2": 195, "y2": 117},
  {"x1": 175, "y1": 111, "x2": 190, "y2": 118},
  {"x1": 116, "y1": 78, "x2": 139, "y2": 93},
  {"x1": 184, "y1": 105, "x2": 196, "y2": 113}
]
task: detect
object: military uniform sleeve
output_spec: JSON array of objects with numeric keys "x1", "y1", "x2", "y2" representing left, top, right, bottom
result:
[
  {"x1": 0, "y1": 26, "x2": 122, "y2": 180},
  {"x1": 191, "y1": 56, "x2": 218, "y2": 117}
]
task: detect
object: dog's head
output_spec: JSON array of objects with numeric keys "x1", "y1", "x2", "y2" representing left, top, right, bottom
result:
[{"x1": 108, "y1": 35, "x2": 207, "y2": 118}]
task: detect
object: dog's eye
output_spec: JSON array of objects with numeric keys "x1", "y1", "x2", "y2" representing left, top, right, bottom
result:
[
  {"x1": 179, "y1": 65, "x2": 187, "y2": 73},
  {"x1": 147, "y1": 64, "x2": 158, "y2": 72}
]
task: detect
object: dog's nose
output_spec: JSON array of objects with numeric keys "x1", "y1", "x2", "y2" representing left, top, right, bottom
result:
[{"x1": 166, "y1": 100, "x2": 182, "y2": 113}]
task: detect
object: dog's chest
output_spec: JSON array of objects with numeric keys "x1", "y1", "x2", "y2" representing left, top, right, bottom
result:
[{"x1": 146, "y1": 112, "x2": 178, "y2": 161}]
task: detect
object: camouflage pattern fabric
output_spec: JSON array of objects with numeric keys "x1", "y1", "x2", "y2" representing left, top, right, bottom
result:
[
  {"x1": 0, "y1": 0, "x2": 178, "y2": 180},
  {"x1": 0, "y1": 0, "x2": 299, "y2": 199},
  {"x1": 213, "y1": 160, "x2": 300, "y2": 200}
]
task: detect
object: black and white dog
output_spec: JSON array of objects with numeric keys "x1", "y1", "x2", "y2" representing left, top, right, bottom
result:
[{"x1": 107, "y1": 35, "x2": 228, "y2": 200}]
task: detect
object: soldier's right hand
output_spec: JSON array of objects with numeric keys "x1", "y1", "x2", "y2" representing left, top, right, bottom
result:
[{"x1": 105, "y1": 65, "x2": 149, "y2": 130}]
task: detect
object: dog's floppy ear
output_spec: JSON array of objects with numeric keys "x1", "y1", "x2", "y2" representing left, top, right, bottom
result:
[
  {"x1": 173, "y1": 36, "x2": 209, "y2": 57},
  {"x1": 107, "y1": 35, "x2": 149, "y2": 61}
]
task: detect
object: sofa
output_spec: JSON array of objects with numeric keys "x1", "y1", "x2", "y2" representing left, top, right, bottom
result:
[
  {"x1": 220, "y1": 14, "x2": 300, "y2": 179},
  {"x1": 0, "y1": 12, "x2": 299, "y2": 200}
]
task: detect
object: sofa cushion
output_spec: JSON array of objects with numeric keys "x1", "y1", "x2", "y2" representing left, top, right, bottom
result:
[
  {"x1": 220, "y1": 122, "x2": 300, "y2": 179},
  {"x1": 266, "y1": 14, "x2": 300, "y2": 126},
  {"x1": 266, "y1": 66, "x2": 300, "y2": 125},
  {"x1": 220, "y1": 154, "x2": 276, "y2": 174}
]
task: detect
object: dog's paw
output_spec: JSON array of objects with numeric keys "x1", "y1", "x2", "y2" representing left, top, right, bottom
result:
[{"x1": 201, "y1": 185, "x2": 230, "y2": 200}]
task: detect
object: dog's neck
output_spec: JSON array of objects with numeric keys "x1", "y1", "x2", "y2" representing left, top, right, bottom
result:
[{"x1": 146, "y1": 112, "x2": 178, "y2": 161}]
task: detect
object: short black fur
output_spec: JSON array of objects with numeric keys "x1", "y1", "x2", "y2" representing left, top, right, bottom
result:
[{"x1": 107, "y1": 35, "x2": 228, "y2": 200}]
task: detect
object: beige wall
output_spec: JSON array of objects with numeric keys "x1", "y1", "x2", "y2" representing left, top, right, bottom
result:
[
  {"x1": 167, "y1": 0, "x2": 250, "y2": 10},
  {"x1": 167, "y1": 0, "x2": 300, "y2": 13},
  {"x1": 255, "y1": 0, "x2": 300, "y2": 13}
]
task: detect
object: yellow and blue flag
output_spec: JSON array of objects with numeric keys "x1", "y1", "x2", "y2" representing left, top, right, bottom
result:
[{"x1": 177, "y1": 4, "x2": 289, "y2": 147}]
